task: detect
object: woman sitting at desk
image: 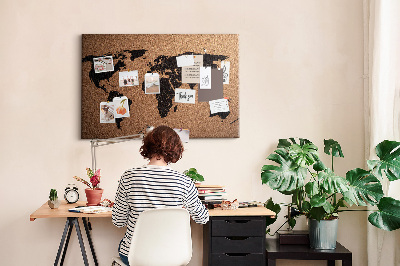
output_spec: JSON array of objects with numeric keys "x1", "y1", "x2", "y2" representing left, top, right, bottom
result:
[{"x1": 112, "y1": 125, "x2": 209, "y2": 265}]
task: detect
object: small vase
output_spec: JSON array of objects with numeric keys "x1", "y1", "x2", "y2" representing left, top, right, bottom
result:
[
  {"x1": 48, "y1": 199, "x2": 60, "y2": 209},
  {"x1": 309, "y1": 218, "x2": 338, "y2": 249},
  {"x1": 85, "y1": 188, "x2": 104, "y2": 206}
]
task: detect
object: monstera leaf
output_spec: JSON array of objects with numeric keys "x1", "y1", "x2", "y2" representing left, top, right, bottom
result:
[
  {"x1": 264, "y1": 198, "x2": 281, "y2": 227},
  {"x1": 368, "y1": 197, "x2": 400, "y2": 231},
  {"x1": 367, "y1": 140, "x2": 400, "y2": 181},
  {"x1": 318, "y1": 169, "x2": 349, "y2": 195},
  {"x1": 261, "y1": 148, "x2": 307, "y2": 192},
  {"x1": 324, "y1": 139, "x2": 344, "y2": 157},
  {"x1": 343, "y1": 168, "x2": 383, "y2": 206},
  {"x1": 288, "y1": 142, "x2": 319, "y2": 168}
]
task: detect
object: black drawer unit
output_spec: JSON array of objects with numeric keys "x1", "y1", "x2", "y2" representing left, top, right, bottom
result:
[{"x1": 204, "y1": 216, "x2": 267, "y2": 266}]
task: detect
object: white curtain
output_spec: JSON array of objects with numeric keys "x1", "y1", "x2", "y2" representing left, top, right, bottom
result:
[{"x1": 366, "y1": 0, "x2": 400, "y2": 265}]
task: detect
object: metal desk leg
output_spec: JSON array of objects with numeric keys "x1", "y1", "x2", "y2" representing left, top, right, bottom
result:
[
  {"x1": 71, "y1": 218, "x2": 89, "y2": 266},
  {"x1": 83, "y1": 217, "x2": 99, "y2": 266},
  {"x1": 55, "y1": 218, "x2": 72, "y2": 266},
  {"x1": 60, "y1": 219, "x2": 73, "y2": 265}
]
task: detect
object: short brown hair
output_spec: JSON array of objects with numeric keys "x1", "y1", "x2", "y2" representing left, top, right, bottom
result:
[{"x1": 140, "y1": 125, "x2": 184, "y2": 163}]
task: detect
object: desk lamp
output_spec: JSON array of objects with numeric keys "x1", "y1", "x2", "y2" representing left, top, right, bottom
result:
[{"x1": 90, "y1": 126, "x2": 154, "y2": 172}]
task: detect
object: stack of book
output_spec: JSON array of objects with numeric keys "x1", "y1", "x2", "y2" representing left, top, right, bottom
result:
[{"x1": 195, "y1": 184, "x2": 227, "y2": 205}]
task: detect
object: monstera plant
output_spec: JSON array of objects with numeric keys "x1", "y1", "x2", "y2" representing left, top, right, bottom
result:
[{"x1": 261, "y1": 138, "x2": 400, "y2": 232}]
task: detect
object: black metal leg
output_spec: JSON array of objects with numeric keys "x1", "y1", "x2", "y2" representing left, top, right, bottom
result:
[
  {"x1": 60, "y1": 219, "x2": 73, "y2": 266},
  {"x1": 83, "y1": 217, "x2": 99, "y2": 266},
  {"x1": 54, "y1": 219, "x2": 71, "y2": 266},
  {"x1": 72, "y1": 218, "x2": 89, "y2": 266}
]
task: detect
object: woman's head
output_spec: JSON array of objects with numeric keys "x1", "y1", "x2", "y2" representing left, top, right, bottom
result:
[{"x1": 140, "y1": 125, "x2": 184, "y2": 164}]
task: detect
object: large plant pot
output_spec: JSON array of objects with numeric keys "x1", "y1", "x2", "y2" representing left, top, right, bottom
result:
[
  {"x1": 309, "y1": 218, "x2": 338, "y2": 249},
  {"x1": 85, "y1": 188, "x2": 103, "y2": 206}
]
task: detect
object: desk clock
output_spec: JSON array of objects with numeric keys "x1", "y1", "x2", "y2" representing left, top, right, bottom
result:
[{"x1": 64, "y1": 184, "x2": 79, "y2": 204}]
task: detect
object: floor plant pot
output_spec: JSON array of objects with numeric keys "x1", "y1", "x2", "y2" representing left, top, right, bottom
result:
[
  {"x1": 309, "y1": 218, "x2": 338, "y2": 249},
  {"x1": 85, "y1": 188, "x2": 103, "y2": 206},
  {"x1": 48, "y1": 199, "x2": 60, "y2": 209}
]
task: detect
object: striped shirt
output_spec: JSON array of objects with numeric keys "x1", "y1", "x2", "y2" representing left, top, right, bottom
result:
[{"x1": 112, "y1": 165, "x2": 209, "y2": 257}]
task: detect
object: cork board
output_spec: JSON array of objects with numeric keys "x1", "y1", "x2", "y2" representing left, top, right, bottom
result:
[{"x1": 81, "y1": 34, "x2": 239, "y2": 139}]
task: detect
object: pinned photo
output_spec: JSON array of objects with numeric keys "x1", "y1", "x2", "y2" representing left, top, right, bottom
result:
[
  {"x1": 119, "y1": 70, "x2": 139, "y2": 87},
  {"x1": 145, "y1": 73, "x2": 160, "y2": 94},
  {"x1": 100, "y1": 102, "x2": 115, "y2": 123},
  {"x1": 93, "y1": 56, "x2": 114, "y2": 73},
  {"x1": 113, "y1": 96, "x2": 130, "y2": 118}
]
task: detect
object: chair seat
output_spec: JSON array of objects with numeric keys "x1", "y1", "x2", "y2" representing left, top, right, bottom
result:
[{"x1": 112, "y1": 256, "x2": 127, "y2": 266}]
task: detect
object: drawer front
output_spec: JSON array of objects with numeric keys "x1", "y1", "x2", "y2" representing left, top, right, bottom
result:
[
  {"x1": 212, "y1": 236, "x2": 264, "y2": 253},
  {"x1": 212, "y1": 218, "x2": 265, "y2": 236},
  {"x1": 211, "y1": 253, "x2": 264, "y2": 266}
]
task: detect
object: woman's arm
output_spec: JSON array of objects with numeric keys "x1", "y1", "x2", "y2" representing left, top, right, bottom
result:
[
  {"x1": 112, "y1": 175, "x2": 129, "y2": 227},
  {"x1": 182, "y1": 181, "x2": 209, "y2": 224}
]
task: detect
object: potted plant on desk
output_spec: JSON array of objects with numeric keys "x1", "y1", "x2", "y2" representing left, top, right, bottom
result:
[
  {"x1": 48, "y1": 189, "x2": 60, "y2": 209},
  {"x1": 184, "y1": 168, "x2": 204, "y2": 183},
  {"x1": 261, "y1": 138, "x2": 400, "y2": 249},
  {"x1": 74, "y1": 168, "x2": 103, "y2": 206}
]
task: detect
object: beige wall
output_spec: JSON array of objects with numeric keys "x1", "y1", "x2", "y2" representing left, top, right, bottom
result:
[{"x1": 0, "y1": 0, "x2": 366, "y2": 265}]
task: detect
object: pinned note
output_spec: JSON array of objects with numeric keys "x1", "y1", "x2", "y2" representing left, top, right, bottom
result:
[
  {"x1": 200, "y1": 67, "x2": 212, "y2": 89},
  {"x1": 182, "y1": 55, "x2": 203, "y2": 84},
  {"x1": 93, "y1": 56, "x2": 114, "y2": 73},
  {"x1": 174, "y1": 128, "x2": 190, "y2": 143},
  {"x1": 175, "y1": 89, "x2": 196, "y2": 104},
  {"x1": 113, "y1": 96, "x2": 130, "y2": 118},
  {"x1": 119, "y1": 70, "x2": 139, "y2": 86},
  {"x1": 176, "y1": 55, "x2": 195, "y2": 67},
  {"x1": 209, "y1": 98, "x2": 229, "y2": 114},
  {"x1": 100, "y1": 102, "x2": 115, "y2": 123},
  {"x1": 145, "y1": 73, "x2": 160, "y2": 94},
  {"x1": 221, "y1": 61, "x2": 230, "y2": 84}
]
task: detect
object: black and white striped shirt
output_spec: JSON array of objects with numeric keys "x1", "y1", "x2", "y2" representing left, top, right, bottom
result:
[{"x1": 112, "y1": 165, "x2": 209, "y2": 257}]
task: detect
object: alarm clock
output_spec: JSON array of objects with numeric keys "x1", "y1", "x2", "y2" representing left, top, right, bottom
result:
[{"x1": 64, "y1": 184, "x2": 79, "y2": 204}]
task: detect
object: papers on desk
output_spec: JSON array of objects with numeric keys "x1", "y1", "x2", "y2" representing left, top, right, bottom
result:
[{"x1": 69, "y1": 206, "x2": 112, "y2": 214}]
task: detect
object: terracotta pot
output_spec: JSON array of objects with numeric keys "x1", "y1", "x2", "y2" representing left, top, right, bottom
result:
[{"x1": 85, "y1": 188, "x2": 103, "y2": 206}]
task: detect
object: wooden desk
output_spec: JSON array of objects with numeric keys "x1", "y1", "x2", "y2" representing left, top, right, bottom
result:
[
  {"x1": 265, "y1": 238, "x2": 352, "y2": 266},
  {"x1": 30, "y1": 201, "x2": 109, "y2": 266},
  {"x1": 204, "y1": 207, "x2": 275, "y2": 266}
]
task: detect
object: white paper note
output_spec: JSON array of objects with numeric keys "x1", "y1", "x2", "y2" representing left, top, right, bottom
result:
[
  {"x1": 174, "y1": 128, "x2": 190, "y2": 143},
  {"x1": 176, "y1": 55, "x2": 195, "y2": 67},
  {"x1": 221, "y1": 61, "x2": 230, "y2": 84},
  {"x1": 175, "y1": 88, "x2": 196, "y2": 104},
  {"x1": 209, "y1": 98, "x2": 229, "y2": 114},
  {"x1": 182, "y1": 55, "x2": 203, "y2": 83},
  {"x1": 113, "y1": 96, "x2": 130, "y2": 118},
  {"x1": 200, "y1": 67, "x2": 212, "y2": 89}
]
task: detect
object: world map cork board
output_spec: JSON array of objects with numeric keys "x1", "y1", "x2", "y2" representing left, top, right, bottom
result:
[{"x1": 81, "y1": 34, "x2": 239, "y2": 139}]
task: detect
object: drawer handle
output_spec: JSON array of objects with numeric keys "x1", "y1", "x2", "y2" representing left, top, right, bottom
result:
[
  {"x1": 224, "y1": 220, "x2": 250, "y2": 224},
  {"x1": 225, "y1": 236, "x2": 249, "y2": 241},
  {"x1": 225, "y1": 253, "x2": 250, "y2": 257}
]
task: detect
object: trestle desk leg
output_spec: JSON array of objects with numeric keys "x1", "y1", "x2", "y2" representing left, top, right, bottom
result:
[
  {"x1": 72, "y1": 218, "x2": 89, "y2": 266},
  {"x1": 60, "y1": 219, "x2": 73, "y2": 266},
  {"x1": 54, "y1": 219, "x2": 71, "y2": 266},
  {"x1": 83, "y1": 217, "x2": 99, "y2": 266}
]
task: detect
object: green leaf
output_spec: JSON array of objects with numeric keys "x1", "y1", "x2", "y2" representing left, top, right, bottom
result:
[
  {"x1": 277, "y1": 139, "x2": 292, "y2": 148},
  {"x1": 310, "y1": 194, "x2": 332, "y2": 213},
  {"x1": 305, "y1": 181, "x2": 319, "y2": 197},
  {"x1": 302, "y1": 201, "x2": 311, "y2": 212},
  {"x1": 308, "y1": 207, "x2": 326, "y2": 221},
  {"x1": 368, "y1": 197, "x2": 400, "y2": 231},
  {"x1": 288, "y1": 143, "x2": 319, "y2": 168},
  {"x1": 313, "y1": 160, "x2": 326, "y2": 172},
  {"x1": 318, "y1": 169, "x2": 349, "y2": 195},
  {"x1": 367, "y1": 140, "x2": 400, "y2": 181},
  {"x1": 264, "y1": 198, "x2": 281, "y2": 227},
  {"x1": 184, "y1": 168, "x2": 204, "y2": 182},
  {"x1": 324, "y1": 139, "x2": 344, "y2": 158},
  {"x1": 288, "y1": 218, "x2": 296, "y2": 229},
  {"x1": 344, "y1": 168, "x2": 383, "y2": 206},
  {"x1": 261, "y1": 148, "x2": 307, "y2": 192}
]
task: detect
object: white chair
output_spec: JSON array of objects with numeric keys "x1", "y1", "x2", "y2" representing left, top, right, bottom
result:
[{"x1": 112, "y1": 208, "x2": 192, "y2": 266}]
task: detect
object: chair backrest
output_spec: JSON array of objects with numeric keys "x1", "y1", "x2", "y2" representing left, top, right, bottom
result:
[{"x1": 128, "y1": 208, "x2": 192, "y2": 266}]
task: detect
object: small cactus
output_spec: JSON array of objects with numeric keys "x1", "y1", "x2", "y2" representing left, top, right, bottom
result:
[{"x1": 49, "y1": 189, "x2": 58, "y2": 201}]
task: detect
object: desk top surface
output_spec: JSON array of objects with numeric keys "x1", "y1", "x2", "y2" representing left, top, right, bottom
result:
[{"x1": 30, "y1": 201, "x2": 274, "y2": 221}]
